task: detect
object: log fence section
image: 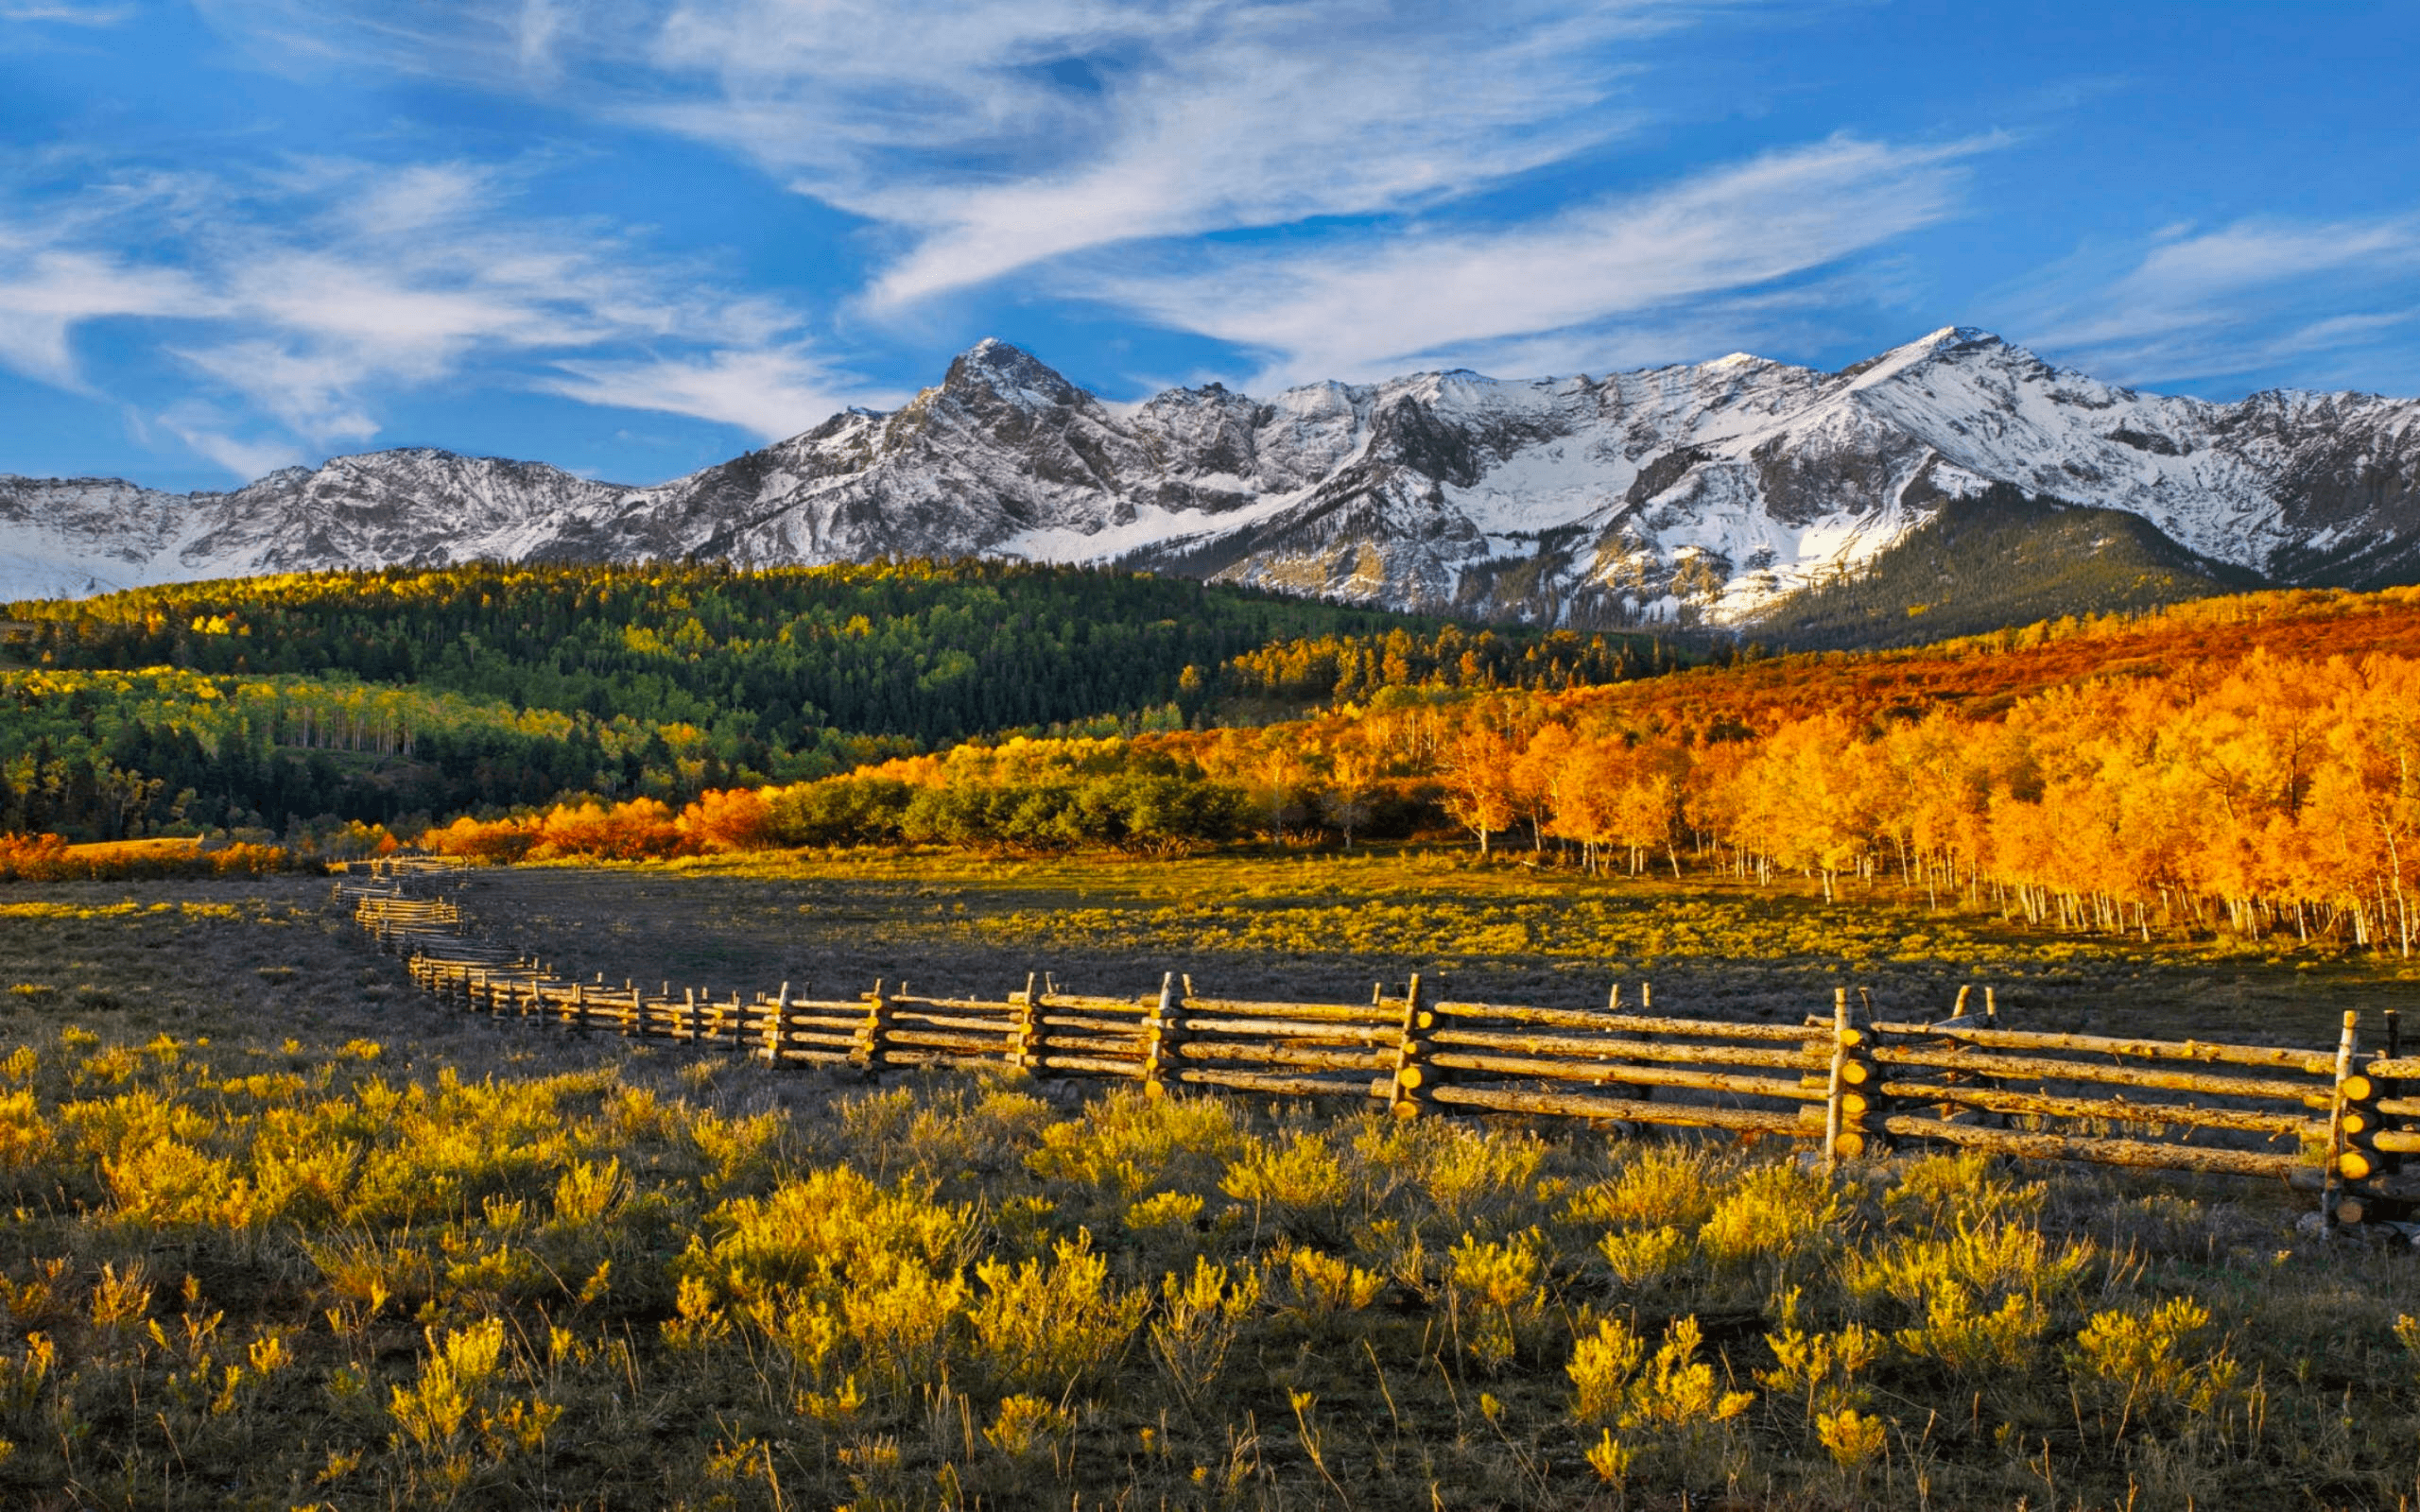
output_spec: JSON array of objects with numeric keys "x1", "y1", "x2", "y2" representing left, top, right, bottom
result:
[{"x1": 337, "y1": 874, "x2": 2411, "y2": 1228}]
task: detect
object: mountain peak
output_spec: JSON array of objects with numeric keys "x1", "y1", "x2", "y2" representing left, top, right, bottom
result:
[
  {"x1": 1927, "y1": 324, "x2": 1999, "y2": 348},
  {"x1": 942, "y1": 338, "x2": 1082, "y2": 408},
  {"x1": 8, "y1": 330, "x2": 2420, "y2": 629}
]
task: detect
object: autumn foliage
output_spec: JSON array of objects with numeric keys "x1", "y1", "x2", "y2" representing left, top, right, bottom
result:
[
  {"x1": 0, "y1": 834, "x2": 293, "y2": 881},
  {"x1": 414, "y1": 586, "x2": 2420, "y2": 954}
]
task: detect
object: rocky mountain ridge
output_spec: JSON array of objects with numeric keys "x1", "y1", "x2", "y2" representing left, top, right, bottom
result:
[{"x1": 6, "y1": 329, "x2": 2418, "y2": 628}]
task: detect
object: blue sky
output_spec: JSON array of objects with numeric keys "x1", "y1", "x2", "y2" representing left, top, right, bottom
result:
[{"x1": 5, "y1": 1, "x2": 2417, "y2": 491}]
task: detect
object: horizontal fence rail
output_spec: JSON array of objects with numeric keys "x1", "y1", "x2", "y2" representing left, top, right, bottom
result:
[{"x1": 333, "y1": 864, "x2": 2413, "y2": 1232}]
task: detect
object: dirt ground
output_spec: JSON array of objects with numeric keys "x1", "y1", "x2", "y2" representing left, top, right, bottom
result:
[
  {"x1": 439, "y1": 851, "x2": 2413, "y2": 1056},
  {"x1": 6, "y1": 851, "x2": 2409, "y2": 1071}
]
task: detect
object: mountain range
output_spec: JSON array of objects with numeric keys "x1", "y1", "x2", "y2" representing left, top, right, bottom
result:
[{"x1": 6, "y1": 327, "x2": 2416, "y2": 642}]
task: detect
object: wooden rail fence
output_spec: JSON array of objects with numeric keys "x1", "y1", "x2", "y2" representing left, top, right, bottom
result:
[{"x1": 334, "y1": 861, "x2": 2418, "y2": 1230}]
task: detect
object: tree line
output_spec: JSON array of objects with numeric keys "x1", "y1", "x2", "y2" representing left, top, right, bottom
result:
[
  {"x1": 8, "y1": 558, "x2": 1428, "y2": 752},
  {"x1": 422, "y1": 587, "x2": 2420, "y2": 955}
]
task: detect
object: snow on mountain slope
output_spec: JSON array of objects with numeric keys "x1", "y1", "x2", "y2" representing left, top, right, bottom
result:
[{"x1": 6, "y1": 328, "x2": 2419, "y2": 624}]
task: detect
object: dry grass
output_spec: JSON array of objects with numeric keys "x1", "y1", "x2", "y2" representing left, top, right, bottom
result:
[
  {"x1": 0, "y1": 868, "x2": 2412, "y2": 1508},
  {"x1": 474, "y1": 850, "x2": 2413, "y2": 1049}
]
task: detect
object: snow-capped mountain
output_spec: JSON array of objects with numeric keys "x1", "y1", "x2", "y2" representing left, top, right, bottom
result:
[{"x1": 7, "y1": 329, "x2": 2419, "y2": 627}]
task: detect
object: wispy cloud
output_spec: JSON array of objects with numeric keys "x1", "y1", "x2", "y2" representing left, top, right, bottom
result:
[
  {"x1": 0, "y1": 246, "x2": 213, "y2": 387},
  {"x1": 204, "y1": 0, "x2": 1742, "y2": 307},
  {"x1": 0, "y1": 2, "x2": 133, "y2": 24},
  {"x1": 544, "y1": 346, "x2": 884, "y2": 441},
  {"x1": 191, "y1": 0, "x2": 2001, "y2": 393},
  {"x1": 0, "y1": 154, "x2": 853, "y2": 474},
  {"x1": 2003, "y1": 215, "x2": 2420, "y2": 388},
  {"x1": 157, "y1": 400, "x2": 306, "y2": 481},
  {"x1": 1080, "y1": 134, "x2": 1992, "y2": 384}
]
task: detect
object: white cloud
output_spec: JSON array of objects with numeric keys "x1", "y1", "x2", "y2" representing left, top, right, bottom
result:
[
  {"x1": 2003, "y1": 215, "x2": 2420, "y2": 387},
  {"x1": 0, "y1": 155, "x2": 853, "y2": 475},
  {"x1": 0, "y1": 2, "x2": 132, "y2": 23},
  {"x1": 193, "y1": 0, "x2": 1983, "y2": 389},
  {"x1": 157, "y1": 402, "x2": 307, "y2": 481},
  {"x1": 1080, "y1": 134, "x2": 1991, "y2": 384},
  {"x1": 0, "y1": 248, "x2": 214, "y2": 386},
  {"x1": 544, "y1": 346, "x2": 876, "y2": 440},
  {"x1": 203, "y1": 0, "x2": 1736, "y2": 306}
]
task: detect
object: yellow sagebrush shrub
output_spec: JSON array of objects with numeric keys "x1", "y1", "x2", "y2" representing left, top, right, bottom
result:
[
  {"x1": 1846, "y1": 1221, "x2": 2092, "y2": 1313},
  {"x1": 688, "y1": 1167, "x2": 976, "y2": 1300},
  {"x1": 1220, "y1": 1130, "x2": 1349, "y2": 1216},
  {"x1": 969, "y1": 1230, "x2": 1147, "y2": 1393},
  {"x1": 1029, "y1": 1089, "x2": 1244, "y2": 1200},
  {"x1": 1883, "y1": 1151, "x2": 2045, "y2": 1236},
  {"x1": 1150, "y1": 1255, "x2": 1259, "y2": 1406},
  {"x1": 548, "y1": 1158, "x2": 631, "y2": 1232},
  {"x1": 1697, "y1": 1162, "x2": 1839, "y2": 1267},
  {"x1": 389, "y1": 1316, "x2": 562, "y2": 1473},
  {"x1": 1894, "y1": 1286, "x2": 2048, "y2": 1378},
  {"x1": 0, "y1": 1333, "x2": 53, "y2": 1415},
  {"x1": 839, "y1": 1262, "x2": 969, "y2": 1393},
  {"x1": 1759, "y1": 1302, "x2": 1884, "y2": 1419},
  {"x1": 985, "y1": 1395, "x2": 1073, "y2": 1462},
  {"x1": 59, "y1": 1091, "x2": 210, "y2": 1164},
  {"x1": 1816, "y1": 1407, "x2": 1889, "y2": 1472},
  {"x1": 1280, "y1": 1246, "x2": 1386, "y2": 1323},
  {"x1": 1569, "y1": 1314, "x2": 1753, "y2": 1432},
  {"x1": 247, "y1": 1133, "x2": 358, "y2": 1227},
  {"x1": 2067, "y1": 1296, "x2": 2239, "y2": 1424},
  {"x1": 0, "y1": 1091, "x2": 50, "y2": 1168},
  {"x1": 1353, "y1": 1117, "x2": 1545, "y2": 1222},
  {"x1": 1123, "y1": 1190, "x2": 1205, "y2": 1231},
  {"x1": 687, "y1": 1108, "x2": 784, "y2": 1194},
  {"x1": 1449, "y1": 1229, "x2": 1546, "y2": 1372},
  {"x1": 104, "y1": 1141, "x2": 256, "y2": 1229},
  {"x1": 87, "y1": 1261, "x2": 150, "y2": 1332},
  {"x1": 1598, "y1": 1225, "x2": 1690, "y2": 1288},
  {"x1": 1566, "y1": 1145, "x2": 1727, "y2": 1231}
]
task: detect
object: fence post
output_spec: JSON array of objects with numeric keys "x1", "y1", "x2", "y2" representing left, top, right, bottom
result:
[
  {"x1": 853, "y1": 981, "x2": 890, "y2": 1074},
  {"x1": 761, "y1": 985, "x2": 788, "y2": 1065},
  {"x1": 1011, "y1": 972, "x2": 1043, "y2": 1073},
  {"x1": 2336, "y1": 1049, "x2": 2402, "y2": 1222},
  {"x1": 1836, "y1": 993, "x2": 1885, "y2": 1158},
  {"x1": 1823, "y1": 988, "x2": 1850, "y2": 1173},
  {"x1": 2323, "y1": 1010, "x2": 2361, "y2": 1228},
  {"x1": 1603, "y1": 980, "x2": 1654, "y2": 1104},
  {"x1": 1143, "y1": 972, "x2": 1185, "y2": 1097},
  {"x1": 1386, "y1": 973, "x2": 1434, "y2": 1119}
]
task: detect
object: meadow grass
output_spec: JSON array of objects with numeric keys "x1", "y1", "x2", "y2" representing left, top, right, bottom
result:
[
  {"x1": 491, "y1": 848, "x2": 2414, "y2": 1051},
  {"x1": 0, "y1": 868, "x2": 2415, "y2": 1506}
]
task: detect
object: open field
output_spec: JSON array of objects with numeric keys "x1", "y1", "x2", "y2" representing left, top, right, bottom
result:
[
  {"x1": 472, "y1": 850, "x2": 2419, "y2": 1052},
  {"x1": 4, "y1": 863, "x2": 2420, "y2": 1507}
]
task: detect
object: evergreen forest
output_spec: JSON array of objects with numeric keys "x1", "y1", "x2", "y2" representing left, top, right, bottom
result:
[{"x1": 0, "y1": 560, "x2": 1661, "y2": 841}]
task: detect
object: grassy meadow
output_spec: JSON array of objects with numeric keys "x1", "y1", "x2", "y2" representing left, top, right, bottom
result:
[{"x1": 1, "y1": 861, "x2": 2419, "y2": 1507}]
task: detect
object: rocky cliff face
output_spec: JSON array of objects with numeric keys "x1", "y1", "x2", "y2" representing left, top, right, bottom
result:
[{"x1": 8, "y1": 329, "x2": 2419, "y2": 626}]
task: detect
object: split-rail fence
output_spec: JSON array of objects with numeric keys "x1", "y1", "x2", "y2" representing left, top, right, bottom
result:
[{"x1": 337, "y1": 858, "x2": 2420, "y2": 1230}]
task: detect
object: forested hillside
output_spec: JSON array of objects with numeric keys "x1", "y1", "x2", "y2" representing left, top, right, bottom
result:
[
  {"x1": 431, "y1": 585, "x2": 2420, "y2": 957},
  {"x1": 9, "y1": 559, "x2": 1413, "y2": 743},
  {"x1": 0, "y1": 560, "x2": 1662, "y2": 840}
]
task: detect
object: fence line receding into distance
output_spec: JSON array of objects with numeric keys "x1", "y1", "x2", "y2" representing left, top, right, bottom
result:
[{"x1": 336, "y1": 858, "x2": 2418, "y2": 1231}]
